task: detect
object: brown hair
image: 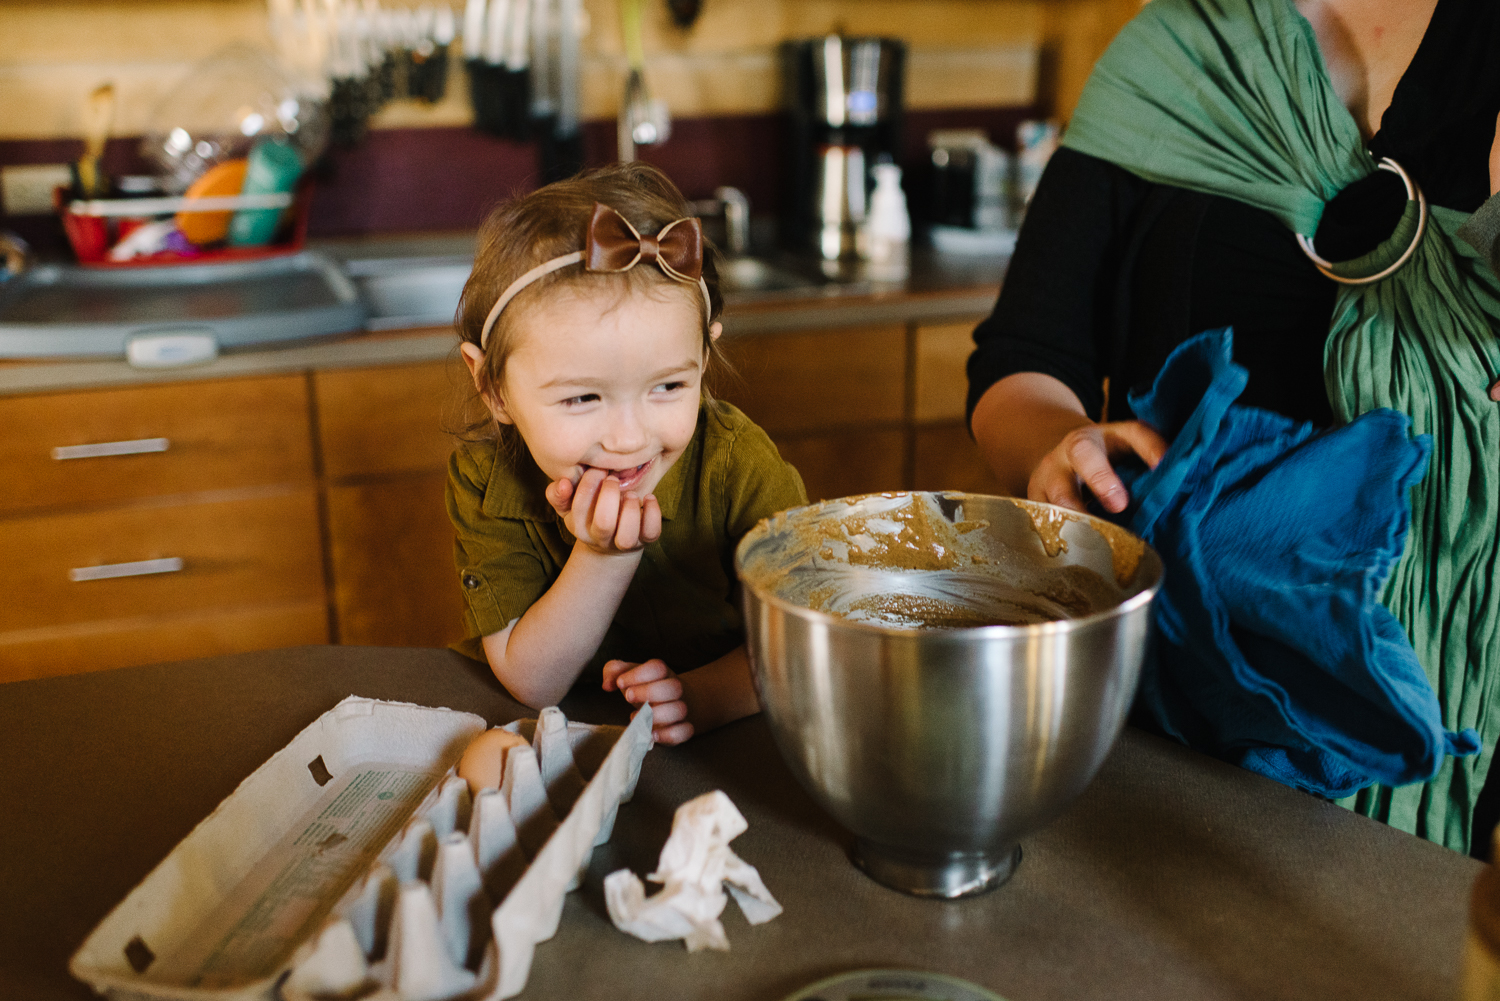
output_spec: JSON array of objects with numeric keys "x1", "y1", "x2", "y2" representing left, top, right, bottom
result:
[{"x1": 455, "y1": 162, "x2": 725, "y2": 456}]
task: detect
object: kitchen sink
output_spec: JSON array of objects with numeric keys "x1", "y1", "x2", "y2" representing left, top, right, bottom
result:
[
  {"x1": 344, "y1": 255, "x2": 473, "y2": 330},
  {"x1": 347, "y1": 252, "x2": 834, "y2": 330}
]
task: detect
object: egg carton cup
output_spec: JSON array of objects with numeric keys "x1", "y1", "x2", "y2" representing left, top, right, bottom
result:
[{"x1": 69, "y1": 696, "x2": 653, "y2": 1001}]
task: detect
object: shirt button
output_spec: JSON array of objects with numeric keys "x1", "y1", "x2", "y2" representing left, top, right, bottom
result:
[{"x1": 462, "y1": 573, "x2": 481, "y2": 590}]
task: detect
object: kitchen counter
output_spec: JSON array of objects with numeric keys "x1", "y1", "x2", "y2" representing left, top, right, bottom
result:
[
  {"x1": 0, "y1": 645, "x2": 1479, "y2": 1001},
  {"x1": 0, "y1": 241, "x2": 1004, "y2": 397}
]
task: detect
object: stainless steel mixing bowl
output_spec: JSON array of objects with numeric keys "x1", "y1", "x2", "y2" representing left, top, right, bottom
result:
[{"x1": 735, "y1": 491, "x2": 1162, "y2": 898}]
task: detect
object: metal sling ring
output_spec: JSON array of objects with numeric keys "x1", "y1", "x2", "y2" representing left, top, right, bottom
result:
[{"x1": 1297, "y1": 157, "x2": 1428, "y2": 285}]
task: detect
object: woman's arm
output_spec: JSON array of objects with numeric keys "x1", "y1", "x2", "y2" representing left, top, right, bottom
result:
[{"x1": 971, "y1": 371, "x2": 1167, "y2": 513}]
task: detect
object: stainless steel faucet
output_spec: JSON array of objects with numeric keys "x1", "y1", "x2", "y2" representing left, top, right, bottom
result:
[{"x1": 713, "y1": 186, "x2": 750, "y2": 257}]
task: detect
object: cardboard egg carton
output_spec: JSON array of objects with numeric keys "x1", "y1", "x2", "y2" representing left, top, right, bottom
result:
[{"x1": 69, "y1": 696, "x2": 654, "y2": 1001}]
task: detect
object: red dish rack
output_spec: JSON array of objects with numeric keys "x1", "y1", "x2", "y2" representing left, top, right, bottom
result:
[{"x1": 56, "y1": 182, "x2": 313, "y2": 268}]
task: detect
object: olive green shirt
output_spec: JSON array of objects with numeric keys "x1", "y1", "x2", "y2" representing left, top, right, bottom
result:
[{"x1": 446, "y1": 401, "x2": 807, "y2": 680}]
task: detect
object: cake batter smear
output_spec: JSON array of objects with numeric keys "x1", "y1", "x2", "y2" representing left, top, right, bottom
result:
[{"x1": 738, "y1": 493, "x2": 1147, "y2": 630}]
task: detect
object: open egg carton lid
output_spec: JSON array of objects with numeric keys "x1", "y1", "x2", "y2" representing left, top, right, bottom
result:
[{"x1": 68, "y1": 695, "x2": 654, "y2": 1001}]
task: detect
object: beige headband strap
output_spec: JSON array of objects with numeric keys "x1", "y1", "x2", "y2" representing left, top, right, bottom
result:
[
  {"x1": 478, "y1": 251, "x2": 583, "y2": 350},
  {"x1": 477, "y1": 253, "x2": 712, "y2": 350}
]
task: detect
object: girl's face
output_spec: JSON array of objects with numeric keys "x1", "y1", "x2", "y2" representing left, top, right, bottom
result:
[{"x1": 480, "y1": 284, "x2": 711, "y2": 497}]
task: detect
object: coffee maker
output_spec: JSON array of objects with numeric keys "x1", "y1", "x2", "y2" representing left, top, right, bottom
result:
[{"x1": 782, "y1": 36, "x2": 906, "y2": 262}]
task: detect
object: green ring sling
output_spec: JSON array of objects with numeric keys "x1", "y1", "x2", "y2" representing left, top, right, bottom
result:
[{"x1": 1061, "y1": 0, "x2": 1500, "y2": 851}]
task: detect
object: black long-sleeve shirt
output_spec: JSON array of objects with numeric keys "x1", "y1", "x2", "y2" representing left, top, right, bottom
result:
[{"x1": 966, "y1": 0, "x2": 1500, "y2": 429}]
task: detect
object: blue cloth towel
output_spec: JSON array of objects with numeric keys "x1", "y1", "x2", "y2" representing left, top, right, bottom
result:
[{"x1": 1111, "y1": 329, "x2": 1480, "y2": 798}]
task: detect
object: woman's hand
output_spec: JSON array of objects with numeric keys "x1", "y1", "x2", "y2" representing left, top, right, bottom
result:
[
  {"x1": 1489, "y1": 110, "x2": 1500, "y2": 197},
  {"x1": 1029, "y1": 420, "x2": 1168, "y2": 513},
  {"x1": 548, "y1": 468, "x2": 662, "y2": 556},
  {"x1": 602, "y1": 658, "x2": 693, "y2": 745}
]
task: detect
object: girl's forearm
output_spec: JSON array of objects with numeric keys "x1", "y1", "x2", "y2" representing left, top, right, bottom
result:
[
  {"x1": 970, "y1": 372, "x2": 1094, "y2": 496},
  {"x1": 679, "y1": 645, "x2": 762, "y2": 735},
  {"x1": 485, "y1": 541, "x2": 641, "y2": 707}
]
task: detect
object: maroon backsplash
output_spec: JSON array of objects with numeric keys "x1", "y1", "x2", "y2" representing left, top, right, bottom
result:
[{"x1": 1, "y1": 106, "x2": 1033, "y2": 256}]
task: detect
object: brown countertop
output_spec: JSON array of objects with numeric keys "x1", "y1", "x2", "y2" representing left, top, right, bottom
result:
[{"x1": 0, "y1": 645, "x2": 1479, "y2": 1001}]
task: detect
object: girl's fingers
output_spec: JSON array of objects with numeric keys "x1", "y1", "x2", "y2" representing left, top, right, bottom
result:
[
  {"x1": 614, "y1": 658, "x2": 671, "y2": 687},
  {"x1": 546, "y1": 476, "x2": 576, "y2": 514},
  {"x1": 569, "y1": 469, "x2": 606, "y2": 535},
  {"x1": 639, "y1": 697, "x2": 687, "y2": 725},
  {"x1": 614, "y1": 493, "x2": 642, "y2": 551},
  {"x1": 600, "y1": 658, "x2": 636, "y2": 691},
  {"x1": 590, "y1": 476, "x2": 621, "y2": 542},
  {"x1": 622, "y1": 677, "x2": 684, "y2": 707},
  {"x1": 640, "y1": 495, "x2": 662, "y2": 543},
  {"x1": 652, "y1": 721, "x2": 695, "y2": 746}
]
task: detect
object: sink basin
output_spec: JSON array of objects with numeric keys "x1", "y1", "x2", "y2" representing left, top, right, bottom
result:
[
  {"x1": 346, "y1": 252, "x2": 834, "y2": 331},
  {"x1": 718, "y1": 256, "x2": 823, "y2": 297},
  {"x1": 345, "y1": 255, "x2": 472, "y2": 330}
]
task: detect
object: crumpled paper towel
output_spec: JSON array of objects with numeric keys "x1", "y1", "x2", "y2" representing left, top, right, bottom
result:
[{"x1": 603, "y1": 789, "x2": 782, "y2": 951}]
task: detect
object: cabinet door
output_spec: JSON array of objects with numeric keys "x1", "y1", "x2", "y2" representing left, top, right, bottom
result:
[
  {"x1": 914, "y1": 320, "x2": 977, "y2": 423},
  {"x1": 0, "y1": 375, "x2": 314, "y2": 515},
  {"x1": 773, "y1": 429, "x2": 907, "y2": 503},
  {"x1": 316, "y1": 362, "x2": 467, "y2": 647},
  {"x1": 0, "y1": 489, "x2": 328, "y2": 682},
  {"x1": 715, "y1": 324, "x2": 907, "y2": 434},
  {"x1": 913, "y1": 423, "x2": 1005, "y2": 495},
  {"x1": 315, "y1": 361, "x2": 468, "y2": 479},
  {"x1": 1, "y1": 489, "x2": 326, "y2": 631},
  {"x1": 326, "y1": 473, "x2": 467, "y2": 647}
]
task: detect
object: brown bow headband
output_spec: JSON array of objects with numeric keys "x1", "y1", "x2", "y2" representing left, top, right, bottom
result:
[{"x1": 479, "y1": 202, "x2": 711, "y2": 349}]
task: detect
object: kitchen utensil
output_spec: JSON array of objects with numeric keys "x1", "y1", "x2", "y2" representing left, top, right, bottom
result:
[
  {"x1": 229, "y1": 139, "x2": 304, "y2": 246},
  {"x1": 75, "y1": 83, "x2": 115, "y2": 199},
  {"x1": 617, "y1": 0, "x2": 669, "y2": 161},
  {"x1": 736, "y1": 491, "x2": 1162, "y2": 898},
  {"x1": 176, "y1": 159, "x2": 248, "y2": 245}
]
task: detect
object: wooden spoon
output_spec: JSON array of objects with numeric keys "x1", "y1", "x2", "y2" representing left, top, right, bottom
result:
[{"x1": 76, "y1": 83, "x2": 115, "y2": 198}]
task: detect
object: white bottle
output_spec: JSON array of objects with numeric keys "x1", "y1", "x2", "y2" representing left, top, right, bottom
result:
[{"x1": 863, "y1": 162, "x2": 910, "y2": 282}]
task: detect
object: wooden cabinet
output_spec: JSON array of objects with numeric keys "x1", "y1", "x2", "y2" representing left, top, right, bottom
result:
[
  {"x1": 0, "y1": 375, "x2": 328, "y2": 682},
  {"x1": 314, "y1": 361, "x2": 470, "y2": 649},
  {"x1": 0, "y1": 311, "x2": 993, "y2": 682},
  {"x1": 718, "y1": 317, "x2": 990, "y2": 503},
  {"x1": 912, "y1": 320, "x2": 1004, "y2": 496}
]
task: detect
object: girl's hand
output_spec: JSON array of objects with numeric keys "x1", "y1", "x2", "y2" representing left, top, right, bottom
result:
[
  {"x1": 549, "y1": 468, "x2": 662, "y2": 556},
  {"x1": 602, "y1": 658, "x2": 693, "y2": 745},
  {"x1": 1030, "y1": 420, "x2": 1168, "y2": 513}
]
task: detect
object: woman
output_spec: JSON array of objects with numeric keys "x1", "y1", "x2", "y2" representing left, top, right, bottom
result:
[{"x1": 967, "y1": 0, "x2": 1500, "y2": 852}]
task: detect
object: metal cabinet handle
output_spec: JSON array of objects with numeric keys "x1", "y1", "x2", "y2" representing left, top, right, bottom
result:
[
  {"x1": 52, "y1": 438, "x2": 170, "y2": 461},
  {"x1": 69, "y1": 557, "x2": 184, "y2": 582}
]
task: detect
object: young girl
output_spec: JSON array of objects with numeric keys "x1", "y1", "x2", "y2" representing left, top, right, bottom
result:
[{"x1": 448, "y1": 162, "x2": 807, "y2": 745}]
